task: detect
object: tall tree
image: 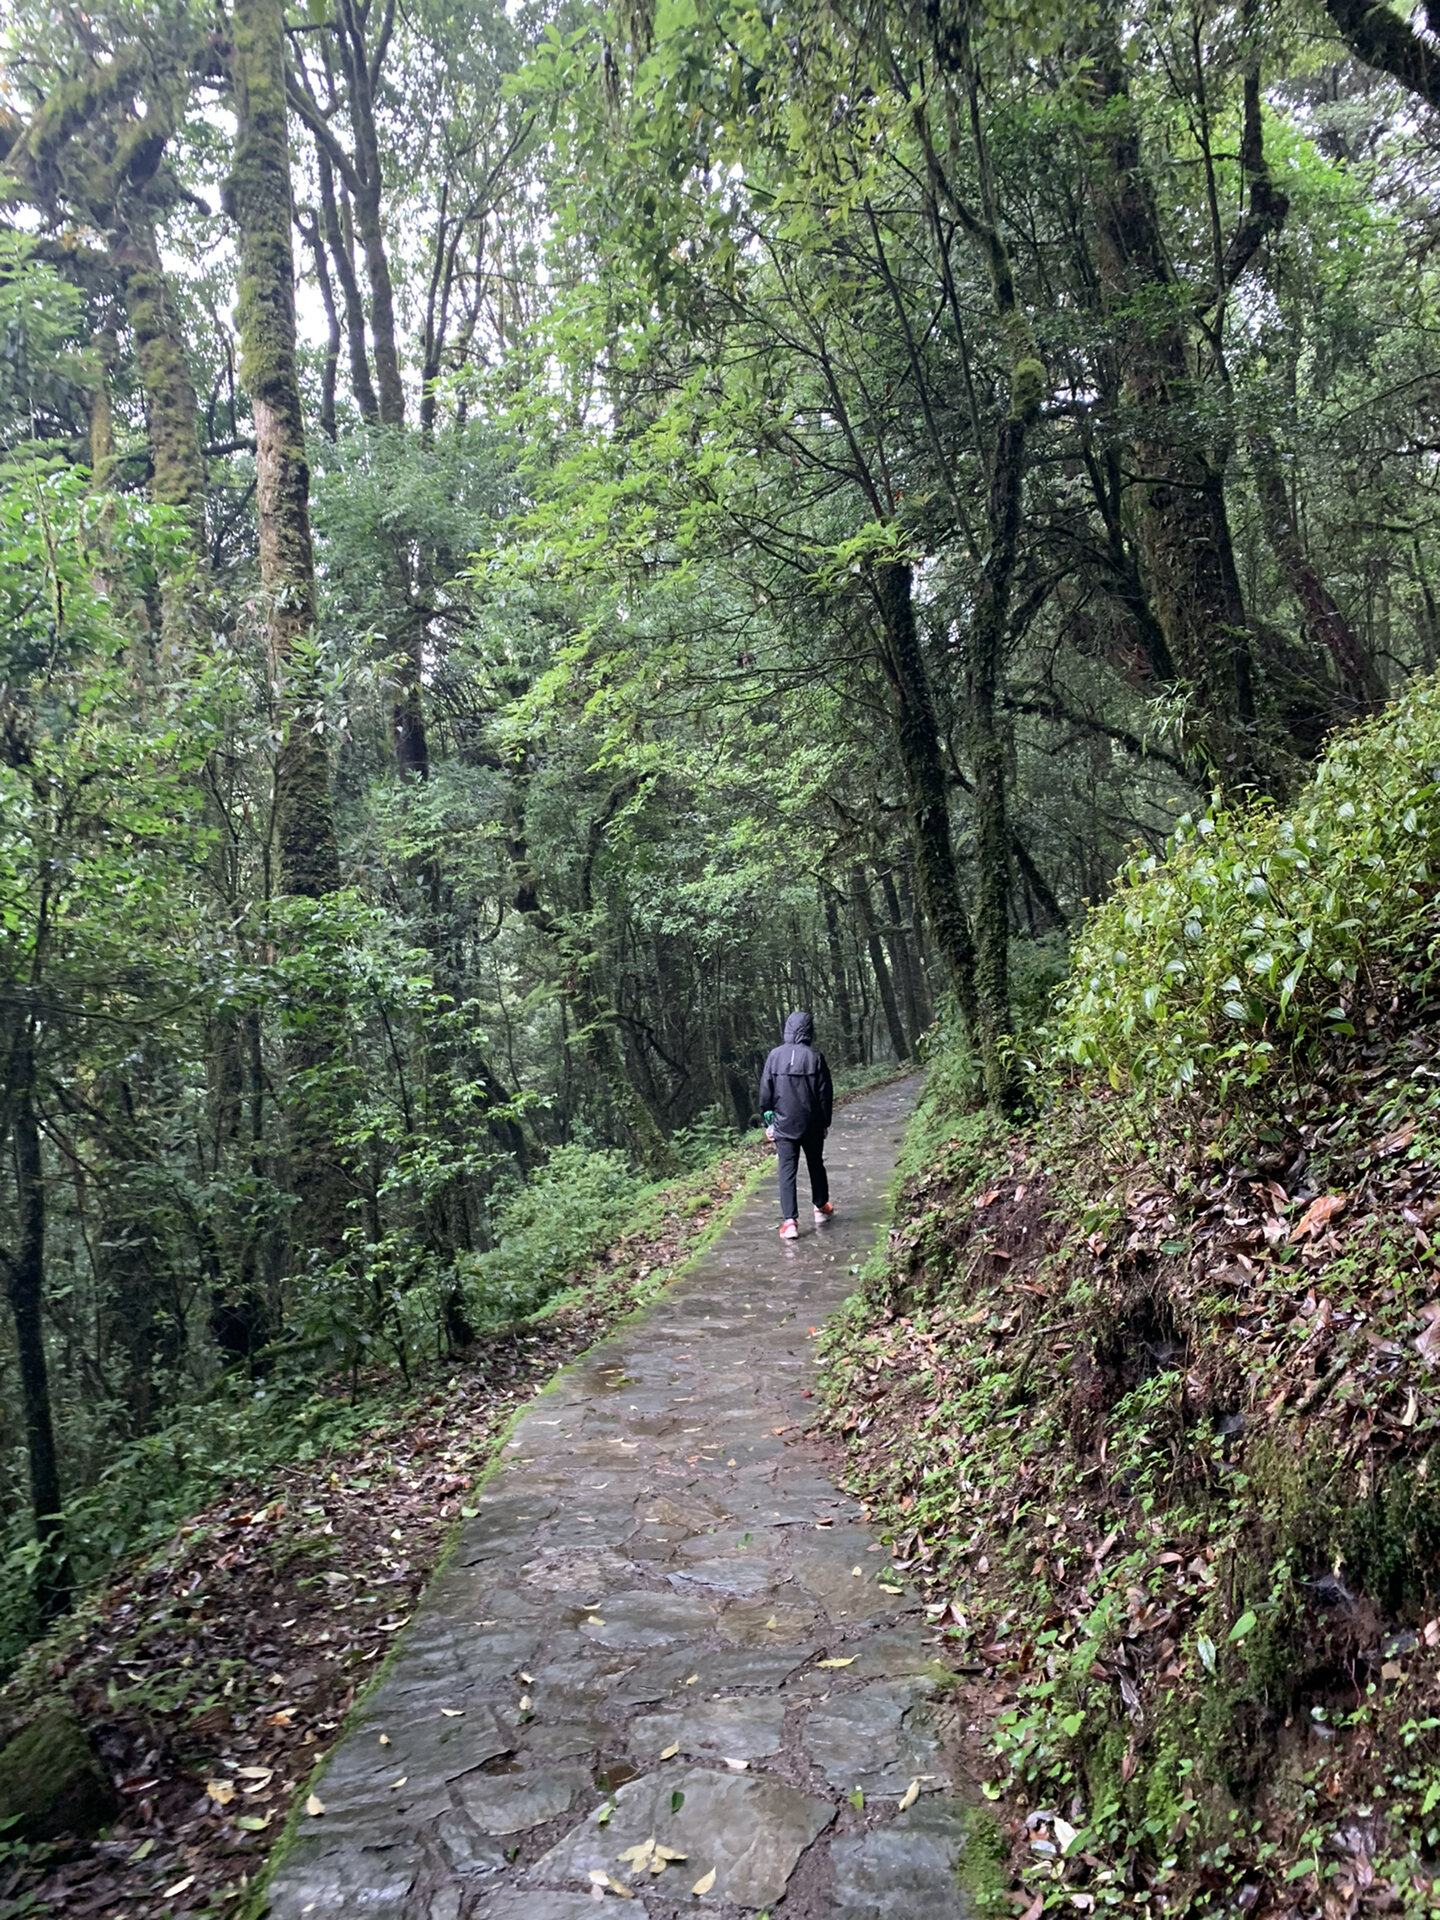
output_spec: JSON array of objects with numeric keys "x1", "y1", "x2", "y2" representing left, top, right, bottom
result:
[{"x1": 228, "y1": 0, "x2": 347, "y2": 1255}]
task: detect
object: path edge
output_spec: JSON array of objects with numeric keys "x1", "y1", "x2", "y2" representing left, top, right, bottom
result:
[{"x1": 248, "y1": 1153, "x2": 772, "y2": 1917}]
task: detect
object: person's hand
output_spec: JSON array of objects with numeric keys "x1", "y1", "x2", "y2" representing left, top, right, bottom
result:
[{"x1": 765, "y1": 1124, "x2": 775, "y2": 1142}]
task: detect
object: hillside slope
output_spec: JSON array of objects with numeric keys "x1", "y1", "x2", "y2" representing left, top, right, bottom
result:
[{"x1": 822, "y1": 684, "x2": 1440, "y2": 1917}]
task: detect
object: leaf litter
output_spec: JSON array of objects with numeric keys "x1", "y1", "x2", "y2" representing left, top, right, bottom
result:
[
  {"x1": 820, "y1": 1006, "x2": 1440, "y2": 1915},
  {"x1": 0, "y1": 1137, "x2": 766, "y2": 1917}
]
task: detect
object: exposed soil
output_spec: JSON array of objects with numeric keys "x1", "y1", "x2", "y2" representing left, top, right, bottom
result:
[{"x1": 820, "y1": 1015, "x2": 1440, "y2": 1915}]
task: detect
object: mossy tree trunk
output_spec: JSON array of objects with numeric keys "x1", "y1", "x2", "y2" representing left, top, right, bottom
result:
[
  {"x1": 919, "y1": 15, "x2": 1042, "y2": 1110},
  {"x1": 851, "y1": 866, "x2": 909, "y2": 1062},
  {"x1": 317, "y1": 146, "x2": 380, "y2": 422},
  {"x1": 1086, "y1": 33, "x2": 1286, "y2": 787},
  {"x1": 1, "y1": 1022, "x2": 69, "y2": 1622},
  {"x1": 1248, "y1": 426, "x2": 1384, "y2": 713},
  {"x1": 114, "y1": 210, "x2": 207, "y2": 549},
  {"x1": 286, "y1": 0, "x2": 405, "y2": 426},
  {"x1": 822, "y1": 886, "x2": 858, "y2": 1067},
  {"x1": 876, "y1": 864, "x2": 924, "y2": 1046},
  {"x1": 872, "y1": 558, "x2": 980, "y2": 1039},
  {"x1": 965, "y1": 404, "x2": 1028, "y2": 1109},
  {"x1": 229, "y1": 0, "x2": 348, "y2": 1259}
]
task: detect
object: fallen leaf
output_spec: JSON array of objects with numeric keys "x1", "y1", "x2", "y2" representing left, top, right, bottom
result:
[
  {"x1": 764, "y1": 1615, "x2": 778, "y2": 1630},
  {"x1": 130, "y1": 1838, "x2": 155, "y2": 1861},
  {"x1": 1290, "y1": 1193, "x2": 1347, "y2": 1241},
  {"x1": 604, "y1": 1877, "x2": 635, "y2": 1899},
  {"x1": 519, "y1": 1695, "x2": 532, "y2": 1712},
  {"x1": 1054, "y1": 1815, "x2": 1078, "y2": 1853},
  {"x1": 692, "y1": 1867, "x2": 717, "y2": 1895},
  {"x1": 849, "y1": 1786, "x2": 864, "y2": 1810},
  {"x1": 162, "y1": 1875, "x2": 197, "y2": 1898},
  {"x1": 441, "y1": 1708, "x2": 463, "y2": 1718},
  {"x1": 305, "y1": 1793, "x2": 325, "y2": 1817},
  {"x1": 817, "y1": 1657, "x2": 856, "y2": 1669},
  {"x1": 659, "y1": 1742, "x2": 680, "y2": 1760},
  {"x1": 388, "y1": 1775, "x2": 408, "y2": 1791},
  {"x1": 236, "y1": 1813, "x2": 270, "y2": 1832},
  {"x1": 585, "y1": 1616, "x2": 606, "y2": 1628},
  {"x1": 618, "y1": 1839, "x2": 656, "y2": 1866},
  {"x1": 683, "y1": 1673, "x2": 698, "y2": 1686},
  {"x1": 655, "y1": 1844, "x2": 687, "y2": 1861},
  {"x1": 898, "y1": 1779, "x2": 920, "y2": 1811},
  {"x1": 236, "y1": 1766, "x2": 273, "y2": 1781},
  {"x1": 377, "y1": 1616, "x2": 410, "y2": 1632},
  {"x1": 1416, "y1": 1302, "x2": 1440, "y2": 1367},
  {"x1": 378, "y1": 1734, "x2": 391, "y2": 1746},
  {"x1": 1018, "y1": 1896, "x2": 1044, "y2": 1920},
  {"x1": 206, "y1": 1778, "x2": 235, "y2": 1806}
]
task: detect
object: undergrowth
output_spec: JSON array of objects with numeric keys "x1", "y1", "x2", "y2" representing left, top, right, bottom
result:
[
  {"x1": 822, "y1": 675, "x2": 1440, "y2": 1918},
  {"x1": 0, "y1": 1124, "x2": 764, "y2": 1677}
]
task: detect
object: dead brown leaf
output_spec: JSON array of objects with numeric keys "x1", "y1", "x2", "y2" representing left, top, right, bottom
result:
[{"x1": 1290, "y1": 1193, "x2": 1348, "y2": 1241}]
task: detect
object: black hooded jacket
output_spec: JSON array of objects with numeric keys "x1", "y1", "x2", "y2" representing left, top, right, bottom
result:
[{"x1": 758, "y1": 1011, "x2": 833, "y2": 1140}]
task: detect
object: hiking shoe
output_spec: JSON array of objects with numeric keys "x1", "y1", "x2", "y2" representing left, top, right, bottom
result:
[
  {"x1": 779, "y1": 1219, "x2": 798, "y2": 1240},
  {"x1": 814, "y1": 1203, "x2": 834, "y2": 1224}
]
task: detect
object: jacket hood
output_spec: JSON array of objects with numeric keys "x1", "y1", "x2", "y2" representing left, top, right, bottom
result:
[{"x1": 783, "y1": 1010, "x2": 814, "y2": 1046}]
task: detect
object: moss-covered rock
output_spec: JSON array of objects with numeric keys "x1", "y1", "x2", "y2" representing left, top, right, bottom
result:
[{"x1": 0, "y1": 1702, "x2": 118, "y2": 1842}]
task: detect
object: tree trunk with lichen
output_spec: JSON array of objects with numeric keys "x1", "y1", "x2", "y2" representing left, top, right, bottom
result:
[
  {"x1": 1087, "y1": 37, "x2": 1275, "y2": 787},
  {"x1": 872, "y1": 560, "x2": 979, "y2": 1034},
  {"x1": 966, "y1": 405, "x2": 1030, "y2": 1110},
  {"x1": 1248, "y1": 426, "x2": 1384, "y2": 714},
  {"x1": 228, "y1": 0, "x2": 348, "y2": 1258},
  {"x1": 2, "y1": 1021, "x2": 70, "y2": 1622},
  {"x1": 318, "y1": 148, "x2": 379, "y2": 423},
  {"x1": 114, "y1": 212, "x2": 207, "y2": 547},
  {"x1": 851, "y1": 867, "x2": 909, "y2": 1061}
]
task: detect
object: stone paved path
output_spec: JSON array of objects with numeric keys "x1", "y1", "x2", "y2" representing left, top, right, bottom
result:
[{"x1": 266, "y1": 1075, "x2": 973, "y2": 1919}]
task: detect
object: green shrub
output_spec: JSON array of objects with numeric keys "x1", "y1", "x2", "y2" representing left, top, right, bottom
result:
[
  {"x1": 1050, "y1": 676, "x2": 1440, "y2": 1106},
  {"x1": 460, "y1": 1143, "x2": 642, "y2": 1325}
]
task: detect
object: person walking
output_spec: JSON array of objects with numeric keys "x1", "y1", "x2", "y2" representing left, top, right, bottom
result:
[{"x1": 759, "y1": 1010, "x2": 834, "y2": 1240}]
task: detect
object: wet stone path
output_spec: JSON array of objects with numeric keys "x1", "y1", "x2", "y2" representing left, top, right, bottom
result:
[{"x1": 267, "y1": 1075, "x2": 972, "y2": 1919}]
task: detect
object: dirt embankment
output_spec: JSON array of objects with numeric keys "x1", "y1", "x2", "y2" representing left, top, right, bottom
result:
[{"x1": 822, "y1": 1021, "x2": 1440, "y2": 1916}]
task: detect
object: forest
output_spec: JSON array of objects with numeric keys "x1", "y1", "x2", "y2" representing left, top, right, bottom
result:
[{"x1": 4, "y1": 0, "x2": 1440, "y2": 1910}]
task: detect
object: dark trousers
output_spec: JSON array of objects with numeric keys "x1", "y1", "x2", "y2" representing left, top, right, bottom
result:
[{"x1": 776, "y1": 1126, "x2": 829, "y2": 1221}]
